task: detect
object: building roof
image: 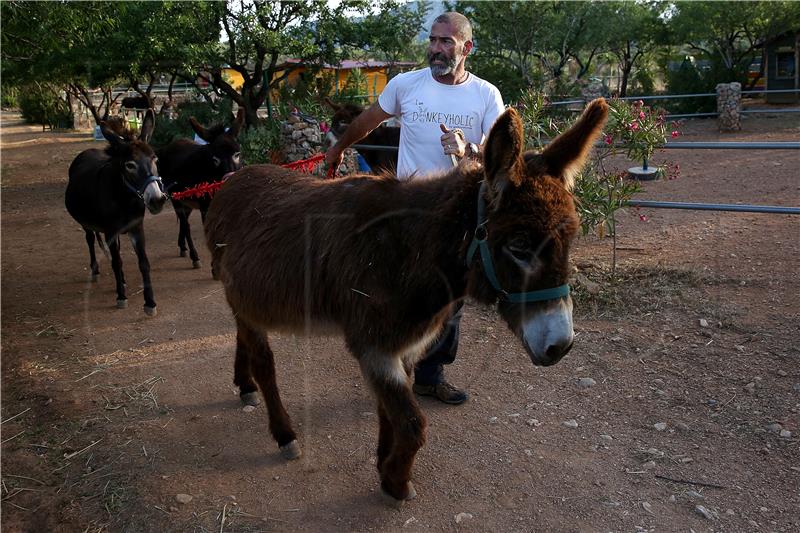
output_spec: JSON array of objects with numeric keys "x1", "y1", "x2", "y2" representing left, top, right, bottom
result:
[{"x1": 275, "y1": 58, "x2": 419, "y2": 70}]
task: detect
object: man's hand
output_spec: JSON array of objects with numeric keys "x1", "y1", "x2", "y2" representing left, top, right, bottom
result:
[
  {"x1": 440, "y1": 124, "x2": 466, "y2": 159},
  {"x1": 324, "y1": 145, "x2": 344, "y2": 173}
]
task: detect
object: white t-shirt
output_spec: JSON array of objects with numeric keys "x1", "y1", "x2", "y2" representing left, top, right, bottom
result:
[{"x1": 378, "y1": 68, "x2": 504, "y2": 180}]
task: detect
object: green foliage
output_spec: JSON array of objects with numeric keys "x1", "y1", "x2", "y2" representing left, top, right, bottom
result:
[
  {"x1": 239, "y1": 119, "x2": 283, "y2": 165},
  {"x1": 18, "y1": 83, "x2": 72, "y2": 129},
  {"x1": 2, "y1": 85, "x2": 19, "y2": 108},
  {"x1": 516, "y1": 89, "x2": 651, "y2": 270},
  {"x1": 605, "y1": 99, "x2": 670, "y2": 167},
  {"x1": 150, "y1": 99, "x2": 233, "y2": 147},
  {"x1": 339, "y1": 68, "x2": 370, "y2": 103},
  {"x1": 343, "y1": 1, "x2": 429, "y2": 69},
  {"x1": 664, "y1": 60, "x2": 717, "y2": 114},
  {"x1": 668, "y1": 1, "x2": 800, "y2": 83}
]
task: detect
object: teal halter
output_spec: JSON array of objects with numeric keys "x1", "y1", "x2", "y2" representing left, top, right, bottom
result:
[{"x1": 466, "y1": 181, "x2": 571, "y2": 304}]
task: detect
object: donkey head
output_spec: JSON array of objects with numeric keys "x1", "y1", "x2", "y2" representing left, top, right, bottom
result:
[
  {"x1": 101, "y1": 109, "x2": 167, "y2": 214},
  {"x1": 469, "y1": 98, "x2": 608, "y2": 367},
  {"x1": 189, "y1": 109, "x2": 244, "y2": 174},
  {"x1": 324, "y1": 97, "x2": 365, "y2": 138}
]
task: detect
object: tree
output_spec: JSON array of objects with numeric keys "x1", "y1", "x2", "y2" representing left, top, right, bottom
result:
[
  {"x1": 191, "y1": 0, "x2": 378, "y2": 127},
  {"x1": 346, "y1": 1, "x2": 430, "y2": 78},
  {"x1": 1, "y1": 1, "x2": 214, "y2": 125},
  {"x1": 455, "y1": 1, "x2": 603, "y2": 98},
  {"x1": 668, "y1": 1, "x2": 800, "y2": 86},
  {"x1": 597, "y1": 2, "x2": 665, "y2": 97}
]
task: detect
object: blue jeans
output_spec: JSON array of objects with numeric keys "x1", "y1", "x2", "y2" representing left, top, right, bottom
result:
[{"x1": 414, "y1": 302, "x2": 464, "y2": 386}]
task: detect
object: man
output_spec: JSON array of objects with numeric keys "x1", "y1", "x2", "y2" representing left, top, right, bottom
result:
[{"x1": 325, "y1": 11, "x2": 504, "y2": 405}]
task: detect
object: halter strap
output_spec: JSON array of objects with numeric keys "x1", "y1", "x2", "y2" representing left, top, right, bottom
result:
[
  {"x1": 466, "y1": 181, "x2": 570, "y2": 303},
  {"x1": 124, "y1": 174, "x2": 164, "y2": 199}
]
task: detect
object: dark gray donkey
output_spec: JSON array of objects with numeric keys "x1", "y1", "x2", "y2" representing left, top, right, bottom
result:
[
  {"x1": 65, "y1": 110, "x2": 167, "y2": 316},
  {"x1": 156, "y1": 109, "x2": 244, "y2": 269}
]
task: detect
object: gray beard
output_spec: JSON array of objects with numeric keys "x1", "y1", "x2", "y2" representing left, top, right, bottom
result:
[{"x1": 429, "y1": 56, "x2": 458, "y2": 77}]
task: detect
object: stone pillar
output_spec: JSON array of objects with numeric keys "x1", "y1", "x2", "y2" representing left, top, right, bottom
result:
[{"x1": 716, "y1": 82, "x2": 741, "y2": 132}]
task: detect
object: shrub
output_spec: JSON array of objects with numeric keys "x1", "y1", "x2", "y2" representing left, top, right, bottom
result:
[
  {"x1": 239, "y1": 118, "x2": 283, "y2": 165},
  {"x1": 2, "y1": 85, "x2": 19, "y2": 109},
  {"x1": 19, "y1": 83, "x2": 72, "y2": 130},
  {"x1": 516, "y1": 89, "x2": 644, "y2": 272},
  {"x1": 664, "y1": 60, "x2": 717, "y2": 114}
]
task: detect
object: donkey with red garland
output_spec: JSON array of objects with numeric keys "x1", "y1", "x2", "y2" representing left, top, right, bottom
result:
[
  {"x1": 65, "y1": 110, "x2": 168, "y2": 315},
  {"x1": 205, "y1": 99, "x2": 608, "y2": 502},
  {"x1": 157, "y1": 109, "x2": 244, "y2": 268}
]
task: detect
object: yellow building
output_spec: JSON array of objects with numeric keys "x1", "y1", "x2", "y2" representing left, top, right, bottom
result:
[{"x1": 273, "y1": 59, "x2": 418, "y2": 102}]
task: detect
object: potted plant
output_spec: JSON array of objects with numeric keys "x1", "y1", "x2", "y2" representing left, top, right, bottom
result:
[{"x1": 606, "y1": 99, "x2": 679, "y2": 180}]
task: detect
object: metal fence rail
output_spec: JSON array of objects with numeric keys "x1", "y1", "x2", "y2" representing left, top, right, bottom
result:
[
  {"x1": 659, "y1": 141, "x2": 800, "y2": 150},
  {"x1": 626, "y1": 200, "x2": 800, "y2": 215}
]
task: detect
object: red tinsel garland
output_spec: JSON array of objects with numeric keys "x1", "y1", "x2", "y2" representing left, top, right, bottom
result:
[{"x1": 170, "y1": 153, "x2": 332, "y2": 201}]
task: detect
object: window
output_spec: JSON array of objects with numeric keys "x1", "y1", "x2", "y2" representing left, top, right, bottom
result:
[{"x1": 775, "y1": 51, "x2": 796, "y2": 79}]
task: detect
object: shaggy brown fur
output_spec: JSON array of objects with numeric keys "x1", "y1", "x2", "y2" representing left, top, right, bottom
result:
[{"x1": 205, "y1": 99, "x2": 608, "y2": 502}]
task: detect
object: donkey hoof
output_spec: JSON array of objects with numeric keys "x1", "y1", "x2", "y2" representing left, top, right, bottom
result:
[
  {"x1": 179, "y1": 250, "x2": 187, "y2": 257},
  {"x1": 143, "y1": 305, "x2": 157, "y2": 317},
  {"x1": 192, "y1": 260, "x2": 202, "y2": 269},
  {"x1": 240, "y1": 392, "x2": 261, "y2": 406},
  {"x1": 380, "y1": 482, "x2": 417, "y2": 507},
  {"x1": 116, "y1": 299, "x2": 128, "y2": 309},
  {"x1": 279, "y1": 440, "x2": 302, "y2": 460}
]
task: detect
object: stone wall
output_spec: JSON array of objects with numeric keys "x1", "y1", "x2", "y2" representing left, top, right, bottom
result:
[
  {"x1": 282, "y1": 112, "x2": 358, "y2": 176},
  {"x1": 716, "y1": 82, "x2": 742, "y2": 132}
]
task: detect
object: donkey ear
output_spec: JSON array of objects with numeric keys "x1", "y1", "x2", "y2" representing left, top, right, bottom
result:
[
  {"x1": 100, "y1": 121, "x2": 126, "y2": 146},
  {"x1": 324, "y1": 97, "x2": 340, "y2": 111},
  {"x1": 228, "y1": 108, "x2": 245, "y2": 138},
  {"x1": 539, "y1": 98, "x2": 608, "y2": 190},
  {"x1": 139, "y1": 109, "x2": 155, "y2": 144},
  {"x1": 189, "y1": 117, "x2": 210, "y2": 142},
  {"x1": 483, "y1": 107, "x2": 526, "y2": 200}
]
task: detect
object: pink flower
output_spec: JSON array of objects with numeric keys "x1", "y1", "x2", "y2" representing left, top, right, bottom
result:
[
  {"x1": 320, "y1": 121, "x2": 330, "y2": 134},
  {"x1": 638, "y1": 111, "x2": 646, "y2": 120},
  {"x1": 629, "y1": 122, "x2": 639, "y2": 131},
  {"x1": 604, "y1": 134, "x2": 613, "y2": 145},
  {"x1": 671, "y1": 130, "x2": 680, "y2": 138},
  {"x1": 638, "y1": 213, "x2": 649, "y2": 222}
]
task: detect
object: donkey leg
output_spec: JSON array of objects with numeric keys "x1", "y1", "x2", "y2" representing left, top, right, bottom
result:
[
  {"x1": 376, "y1": 403, "x2": 394, "y2": 474},
  {"x1": 237, "y1": 319, "x2": 299, "y2": 459},
  {"x1": 234, "y1": 328, "x2": 260, "y2": 406},
  {"x1": 84, "y1": 228, "x2": 100, "y2": 281},
  {"x1": 181, "y1": 207, "x2": 201, "y2": 269},
  {"x1": 128, "y1": 224, "x2": 157, "y2": 316},
  {"x1": 360, "y1": 355, "x2": 426, "y2": 502},
  {"x1": 175, "y1": 207, "x2": 188, "y2": 257},
  {"x1": 106, "y1": 235, "x2": 127, "y2": 309}
]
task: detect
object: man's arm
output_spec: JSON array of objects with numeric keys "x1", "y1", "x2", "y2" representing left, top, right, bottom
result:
[{"x1": 324, "y1": 101, "x2": 394, "y2": 169}]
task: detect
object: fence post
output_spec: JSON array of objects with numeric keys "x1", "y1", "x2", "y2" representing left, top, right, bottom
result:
[{"x1": 716, "y1": 82, "x2": 742, "y2": 132}]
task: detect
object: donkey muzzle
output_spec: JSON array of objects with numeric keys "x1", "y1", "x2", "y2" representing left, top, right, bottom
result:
[
  {"x1": 520, "y1": 297, "x2": 574, "y2": 366},
  {"x1": 143, "y1": 177, "x2": 168, "y2": 214}
]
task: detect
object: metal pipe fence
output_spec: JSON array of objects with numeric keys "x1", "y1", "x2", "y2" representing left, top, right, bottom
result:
[
  {"x1": 626, "y1": 200, "x2": 800, "y2": 215},
  {"x1": 353, "y1": 138, "x2": 800, "y2": 217}
]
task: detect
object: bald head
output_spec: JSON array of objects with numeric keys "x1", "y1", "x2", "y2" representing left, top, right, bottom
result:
[{"x1": 433, "y1": 12, "x2": 473, "y2": 43}]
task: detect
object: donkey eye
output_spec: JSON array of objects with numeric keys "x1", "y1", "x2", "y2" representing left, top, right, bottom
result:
[
  {"x1": 213, "y1": 156, "x2": 221, "y2": 167},
  {"x1": 124, "y1": 161, "x2": 137, "y2": 172},
  {"x1": 505, "y1": 238, "x2": 532, "y2": 262}
]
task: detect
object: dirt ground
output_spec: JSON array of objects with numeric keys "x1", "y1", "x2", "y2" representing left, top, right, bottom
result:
[{"x1": 1, "y1": 108, "x2": 798, "y2": 532}]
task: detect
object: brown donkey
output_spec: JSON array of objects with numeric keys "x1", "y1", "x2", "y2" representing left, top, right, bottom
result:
[{"x1": 205, "y1": 99, "x2": 608, "y2": 502}]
